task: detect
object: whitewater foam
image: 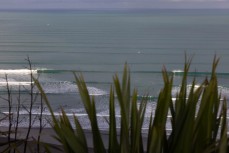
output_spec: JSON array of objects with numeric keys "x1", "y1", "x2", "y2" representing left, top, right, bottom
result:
[
  {"x1": 0, "y1": 79, "x2": 108, "y2": 95},
  {"x1": 0, "y1": 81, "x2": 32, "y2": 86},
  {"x1": 172, "y1": 70, "x2": 183, "y2": 73},
  {"x1": 0, "y1": 69, "x2": 37, "y2": 74}
]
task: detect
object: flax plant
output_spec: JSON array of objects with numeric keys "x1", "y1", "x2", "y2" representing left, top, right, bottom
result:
[
  {"x1": 166, "y1": 56, "x2": 228, "y2": 153},
  {"x1": 33, "y1": 56, "x2": 228, "y2": 153}
]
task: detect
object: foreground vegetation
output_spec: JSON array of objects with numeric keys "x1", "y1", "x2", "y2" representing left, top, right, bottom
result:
[
  {"x1": 1, "y1": 56, "x2": 229, "y2": 152},
  {"x1": 37, "y1": 56, "x2": 229, "y2": 153}
]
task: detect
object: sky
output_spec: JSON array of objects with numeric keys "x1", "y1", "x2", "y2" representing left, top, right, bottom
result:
[{"x1": 0, "y1": 0, "x2": 229, "y2": 10}]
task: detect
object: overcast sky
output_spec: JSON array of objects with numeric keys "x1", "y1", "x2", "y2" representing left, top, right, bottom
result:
[{"x1": 0, "y1": 0, "x2": 229, "y2": 10}]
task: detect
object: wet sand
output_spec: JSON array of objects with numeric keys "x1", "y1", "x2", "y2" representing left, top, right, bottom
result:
[
  {"x1": 0, "y1": 127, "x2": 111, "y2": 153},
  {"x1": 0, "y1": 126, "x2": 149, "y2": 152}
]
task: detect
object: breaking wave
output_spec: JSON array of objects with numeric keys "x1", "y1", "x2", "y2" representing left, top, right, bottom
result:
[{"x1": 0, "y1": 69, "x2": 37, "y2": 74}]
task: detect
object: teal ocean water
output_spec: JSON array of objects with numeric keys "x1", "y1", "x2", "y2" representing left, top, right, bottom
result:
[{"x1": 0, "y1": 9, "x2": 229, "y2": 128}]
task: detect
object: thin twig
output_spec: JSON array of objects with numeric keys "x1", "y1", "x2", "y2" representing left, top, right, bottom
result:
[
  {"x1": 14, "y1": 85, "x2": 21, "y2": 153},
  {"x1": 23, "y1": 57, "x2": 34, "y2": 153},
  {"x1": 5, "y1": 74, "x2": 13, "y2": 153}
]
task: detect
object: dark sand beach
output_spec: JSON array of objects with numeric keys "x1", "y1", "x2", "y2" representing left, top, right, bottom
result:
[
  {"x1": 0, "y1": 126, "x2": 149, "y2": 152},
  {"x1": 0, "y1": 127, "x2": 95, "y2": 153},
  {"x1": 1, "y1": 127, "x2": 147, "y2": 153}
]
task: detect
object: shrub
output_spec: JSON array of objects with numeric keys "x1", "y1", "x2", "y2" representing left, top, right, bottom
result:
[{"x1": 34, "y1": 56, "x2": 228, "y2": 153}]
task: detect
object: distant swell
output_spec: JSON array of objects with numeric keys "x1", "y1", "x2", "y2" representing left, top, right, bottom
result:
[
  {"x1": 37, "y1": 69, "x2": 229, "y2": 77},
  {"x1": 0, "y1": 68, "x2": 223, "y2": 77}
]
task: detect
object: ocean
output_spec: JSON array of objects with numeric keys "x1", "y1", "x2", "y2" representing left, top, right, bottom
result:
[{"x1": 0, "y1": 9, "x2": 229, "y2": 129}]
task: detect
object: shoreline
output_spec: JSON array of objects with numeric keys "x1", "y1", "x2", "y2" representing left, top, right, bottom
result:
[
  {"x1": 0, "y1": 126, "x2": 149, "y2": 152},
  {"x1": 0, "y1": 126, "x2": 111, "y2": 153},
  {"x1": 0, "y1": 127, "x2": 61, "y2": 153}
]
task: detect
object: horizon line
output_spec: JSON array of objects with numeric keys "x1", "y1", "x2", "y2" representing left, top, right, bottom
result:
[{"x1": 0, "y1": 8, "x2": 229, "y2": 12}]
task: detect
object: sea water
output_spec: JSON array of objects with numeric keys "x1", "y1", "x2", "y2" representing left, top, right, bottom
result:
[{"x1": 0, "y1": 9, "x2": 229, "y2": 128}]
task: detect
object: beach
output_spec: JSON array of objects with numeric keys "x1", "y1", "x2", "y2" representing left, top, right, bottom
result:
[
  {"x1": 0, "y1": 126, "x2": 149, "y2": 152},
  {"x1": 0, "y1": 127, "x2": 99, "y2": 152}
]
